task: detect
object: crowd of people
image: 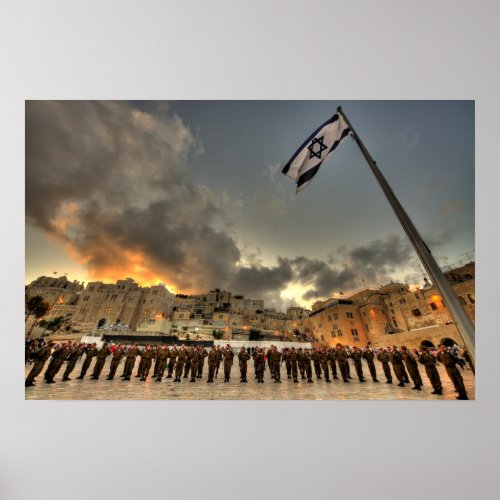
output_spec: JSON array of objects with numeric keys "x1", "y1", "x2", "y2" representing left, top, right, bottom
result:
[{"x1": 24, "y1": 339, "x2": 473, "y2": 399}]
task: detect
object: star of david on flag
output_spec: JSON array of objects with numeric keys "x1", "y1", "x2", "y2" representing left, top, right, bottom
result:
[{"x1": 282, "y1": 113, "x2": 350, "y2": 192}]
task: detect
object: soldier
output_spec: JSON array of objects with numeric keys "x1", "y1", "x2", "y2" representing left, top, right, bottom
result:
[
  {"x1": 253, "y1": 348, "x2": 259, "y2": 379},
  {"x1": 155, "y1": 346, "x2": 170, "y2": 382},
  {"x1": 139, "y1": 345, "x2": 155, "y2": 381},
  {"x1": 45, "y1": 342, "x2": 73, "y2": 383},
  {"x1": 223, "y1": 345, "x2": 234, "y2": 382},
  {"x1": 297, "y1": 348, "x2": 306, "y2": 379},
  {"x1": 215, "y1": 346, "x2": 223, "y2": 379},
  {"x1": 188, "y1": 347, "x2": 200, "y2": 382},
  {"x1": 255, "y1": 348, "x2": 266, "y2": 383},
  {"x1": 319, "y1": 349, "x2": 331, "y2": 382},
  {"x1": 106, "y1": 343, "x2": 125, "y2": 380},
  {"x1": 152, "y1": 345, "x2": 162, "y2": 378},
  {"x1": 62, "y1": 343, "x2": 84, "y2": 381},
  {"x1": 198, "y1": 345, "x2": 208, "y2": 378},
  {"x1": 389, "y1": 346, "x2": 406, "y2": 387},
  {"x1": 168, "y1": 345, "x2": 178, "y2": 378},
  {"x1": 122, "y1": 344, "x2": 141, "y2": 381},
  {"x1": 90, "y1": 342, "x2": 111, "y2": 380},
  {"x1": 238, "y1": 347, "x2": 250, "y2": 383},
  {"x1": 184, "y1": 346, "x2": 194, "y2": 379},
  {"x1": 327, "y1": 348, "x2": 339, "y2": 379},
  {"x1": 266, "y1": 346, "x2": 273, "y2": 378},
  {"x1": 207, "y1": 346, "x2": 218, "y2": 383},
  {"x1": 303, "y1": 349, "x2": 313, "y2": 383},
  {"x1": 335, "y1": 344, "x2": 350, "y2": 383},
  {"x1": 401, "y1": 346, "x2": 423, "y2": 390},
  {"x1": 350, "y1": 346, "x2": 366, "y2": 383},
  {"x1": 25, "y1": 341, "x2": 54, "y2": 387},
  {"x1": 284, "y1": 349, "x2": 292, "y2": 379},
  {"x1": 437, "y1": 344, "x2": 468, "y2": 400},
  {"x1": 76, "y1": 342, "x2": 98, "y2": 380},
  {"x1": 377, "y1": 348, "x2": 393, "y2": 383},
  {"x1": 418, "y1": 347, "x2": 443, "y2": 395},
  {"x1": 173, "y1": 344, "x2": 188, "y2": 382},
  {"x1": 290, "y1": 347, "x2": 299, "y2": 383},
  {"x1": 270, "y1": 346, "x2": 282, "y2": 383},
  {"x1": 362, "y1": 348, "x2": 379, "y2": 382},
  {"x1": 312, "y1": 349, "x2": 322, "y2": 379}
]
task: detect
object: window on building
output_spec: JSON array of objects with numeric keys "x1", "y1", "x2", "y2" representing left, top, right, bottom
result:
[
  {"x1": 365, "y1": 324, "x2": 369, "y2": 332},
  {"x1": 430, "y1": 302, "x2": 438, "y2": 310},
  {"x1": 390, "y1": 308, "x2": 395, "y2": 314},
  {"x1": 411, "y1": 308, "x2": 421, "y2": 317},
  {"x1": 346, "y1": 312, "x2": 354, "y2": 319},
  {"x1": 334, "y1": 313, "x2": 338, "y2": 320},
  {"x1": 467, "y1": 293, "x2": 475, "y2": 304},
  {"x1": 319, "y1": 324, "x2": 323, "y2": 329},
  {"x1": 331, "y1": 332, "x2": 335, "y2": 338},
  {"x1": 327, "y1": 315, "x2": 332, "y2": 321},
  {"x1": 351, "y1": 328, "x2": 358, "y2": 336},
  {"x1": 337, "y1": 329, "x2": 343, "y2": 337},
  {"x1": 392, "y1": 317, "x2": 398, "y2": 328},
  {"x1": 321, "y1": 335, "x2": 325, "y2": 341}
]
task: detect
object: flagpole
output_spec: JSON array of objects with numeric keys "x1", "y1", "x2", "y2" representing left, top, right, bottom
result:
[{"x1": 337, "y1": 106, "x2": 475, "y2": 368}]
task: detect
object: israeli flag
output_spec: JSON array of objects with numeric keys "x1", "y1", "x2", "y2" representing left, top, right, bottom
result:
[{"x1": 282, "y1": 113, "x2": 350, "y2": 192}]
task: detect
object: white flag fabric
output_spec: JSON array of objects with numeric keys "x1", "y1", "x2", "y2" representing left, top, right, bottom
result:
[{"x1": 282, "y1": 113, "x2": 350, "y2": 192}]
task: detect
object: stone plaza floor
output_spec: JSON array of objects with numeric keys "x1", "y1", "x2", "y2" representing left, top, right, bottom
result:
[{"x1": 25, "y1": 357, "x2": 475, "y2": 400}]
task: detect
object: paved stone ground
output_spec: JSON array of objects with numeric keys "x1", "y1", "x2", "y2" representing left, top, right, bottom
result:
[{"x1": 25, "y1": 358, "x2": 475, "y2": 400}]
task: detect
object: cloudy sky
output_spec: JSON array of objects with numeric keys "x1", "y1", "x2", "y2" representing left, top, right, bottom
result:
[{"x1": 25, "y1": 100, "x2": 474, "y2": 309}]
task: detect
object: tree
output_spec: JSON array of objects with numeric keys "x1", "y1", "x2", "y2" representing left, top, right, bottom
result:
[
  {"x1": 249, "y1": 328, "x2": 262, "y2": 341},
  {"x1": 212, "y1": 329, "x2": 224, "y2": 340},
  {"x1": 27, "y1": 301, "x2": 51, "y2": 336},
  {"x1": 25, "y1": 295, "x2": 44, "y2": 322}
]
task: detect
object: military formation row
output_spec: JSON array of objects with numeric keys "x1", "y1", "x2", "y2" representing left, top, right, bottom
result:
[{"x1": 24, "y1": 342, "x2": 470, "y2": 399}]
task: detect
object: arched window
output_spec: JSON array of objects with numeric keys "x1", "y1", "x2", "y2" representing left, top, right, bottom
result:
[
  {"x1": 467, "y1": 293, "x2": 475, "y2": 304},
  {"x1": 458, "y1": 296, "x2": 466, "y2": 306}
]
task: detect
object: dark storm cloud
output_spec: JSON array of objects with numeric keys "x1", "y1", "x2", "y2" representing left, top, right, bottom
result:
[{"x1": 25, "y1": 101, "x2": 240, "y2": 291}]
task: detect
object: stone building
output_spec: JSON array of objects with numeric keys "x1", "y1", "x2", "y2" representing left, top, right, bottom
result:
[{"x1": 306, "y1": 262, "x2": 475, "y2": 349}]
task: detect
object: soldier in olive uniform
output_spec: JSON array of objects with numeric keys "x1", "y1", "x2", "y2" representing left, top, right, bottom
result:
[
  {"x1": 76, "y1": 343, "x2": 98, "y2": 379},
  {"x1": 190, "y1": 347, "x2": 201, "y2": 382},
  {"x1": 122, "y1": 344, "x2": 141, "y2": 381},
  {"x1": 215, "y1": 346, "x2": 223, "y2": 378},
  {"x1": 350, "y1": 346, "x2": 366, "y2": 383},
  {"x1": 25, "y1": 342, "x2": 54, "y2": 386},
  {"x1": 389, "y1": 347, "x2": 406, "y2": 387},
  {"x1": 283, "y1": 349, "x2": 292, "y2": 379},
  {"x1": 238, "y1": 347, "x2": 250, "y2": 383},
  {"x1": 256, "y1": 348, "x2": 266, "y2": 383},
  {"x1": 44, "y1": 342, "x2": 73, "y2": 383},
  {"x1": 335, "y1": 344, "x2": 350, "y2": 383},
  {"x1": 139, "y1": 345, "x2": 155, "y2": 381},
  {"x1": 174, "y1": 344, "x2": 188, "y2": 382},
  {"x1": 106, "y1": 344, "x2": 125, "y2": 380},
  {"x1": 270, "y1": 346, "x2": 282, "y2": 383},
  {"x1": 327, "y1": 349, "x2": 338, "y2": 379},
  {"x1": 184, "y1": 346, "x2": 194, "y2": 378},
  {"x1": 152, "y1": 346, "x2": 162, "y2": 378},
  {"x1": 437, "y1": 344, "x2": 468, "y2": 400},
  {"x1": 290, "y1": 347, "x2": 299, "y2": 383},
  {"x1": 297, "y1": 348, "x2": 306, "y2": 379},
  {"x1": 418, "y1": 347, "x2": 442, "y2": 395},
  {"x1": 401, "y1": 346, "x2": 423, "y2": 390},
  {"x1": 223, "y1": 345, "x2": 234, "y2": 382},
  {"x1": 303, "y1": 349, "x2": 313, "y2": 383},
  {"x1": 62, "y1": 343, "x2": 84, "y2": 381},
  {"x1": 90, "y1": 342, "x2": 111, "y2": 380},
  {"x1": 377, "y1": 348, "x2": 393, "y2": 383},
  {"x1": 155, "y1": 346, "x2": 170, "y2": 382},
  {"x1": 362, "y1": 348, "x2": 379, "y2": 382},
  {"x1": 207, "y1": 346, "x2": 218, "y2": 383},
  {"x1": 312, "y1": 349, "x2": 322, "y2": 380},
  {"x1": 168, "y1": 345, "x2": 178, "y2": 378},
  {"x1": 198, "y1": 346, "x2": 208, "y2": 378},
  {"x1": 319, "y1": 349, "x2": 331, "y2": 382}
]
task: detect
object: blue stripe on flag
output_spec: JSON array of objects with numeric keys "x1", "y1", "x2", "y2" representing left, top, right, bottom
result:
[
  {"x1": 282, "y1": 114, "x2": 339, "y2": 175},
  {"x1": 296, "y1": 161, "x2": 324, "y2": 189}
]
